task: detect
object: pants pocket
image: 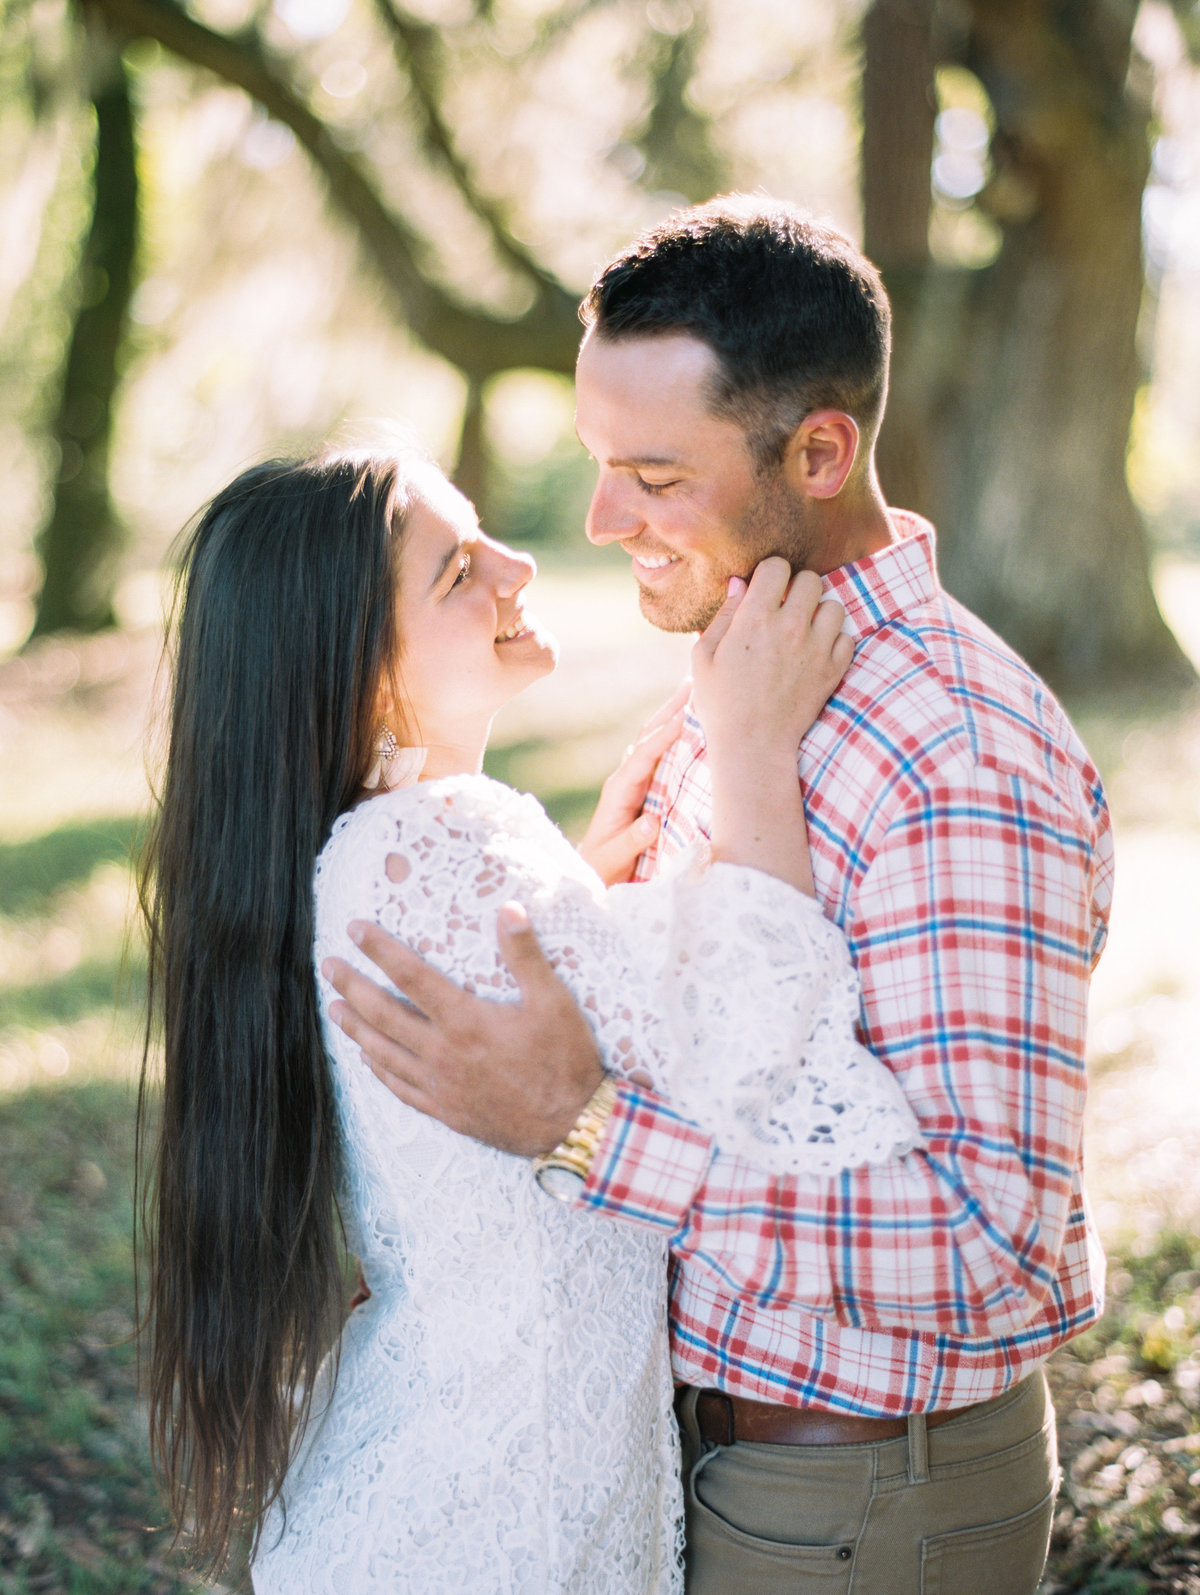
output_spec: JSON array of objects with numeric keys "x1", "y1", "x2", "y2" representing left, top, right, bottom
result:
[
  {"x1": 686, "y1": 1455, "x2": 857, "y2": 1595},
  {"x1": 920, "y1": 1487, "x2": 1056, "y2": 1595}
]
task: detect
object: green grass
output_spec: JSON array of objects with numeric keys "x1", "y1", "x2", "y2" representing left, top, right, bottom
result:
[
  {"x1": 0, "y1": 818, "x2": 144, "y2": 918},
  {"x1": 1042, "y1": 1227, "x2": 1200, "y2": 1593},
  {"x1": 2, "y1": 957, "x2": 145, "y2": 1031},
  {"x1": 0, "y1": 1080, "x2": 204, "y2": 1593}
]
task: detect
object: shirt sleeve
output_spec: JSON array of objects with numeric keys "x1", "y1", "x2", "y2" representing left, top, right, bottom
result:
[{"x1": 581, "y1": 765, "x2": 1112, "y2": 1340}]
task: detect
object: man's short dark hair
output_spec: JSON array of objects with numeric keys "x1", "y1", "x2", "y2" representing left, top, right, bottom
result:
[{"x1": 580, "y1": 194, "x2": 892, "y2": 471}]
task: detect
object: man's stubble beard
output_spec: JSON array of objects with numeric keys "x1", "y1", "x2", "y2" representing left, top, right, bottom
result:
[{"x1": 637, "y1": 467, "x2": 817, "y2": 634}]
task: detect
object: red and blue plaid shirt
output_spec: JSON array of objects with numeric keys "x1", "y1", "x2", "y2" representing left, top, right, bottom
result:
[{"x1": 581, "y1": 513, "x2": 1113, "y2": 1416}]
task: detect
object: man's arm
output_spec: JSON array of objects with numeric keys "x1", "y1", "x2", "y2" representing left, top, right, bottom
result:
[
  {"x1": 326, "y1": 899, "x2": 605, "y2": 1157},
  {"x1": 577, "y1": 765, "x2": 1112, "y2": 1339}
]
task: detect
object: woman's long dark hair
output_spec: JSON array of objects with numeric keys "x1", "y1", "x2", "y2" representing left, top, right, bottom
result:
[{"x1": 137, "y1": 449, "x2": 406, "y2": 1576}]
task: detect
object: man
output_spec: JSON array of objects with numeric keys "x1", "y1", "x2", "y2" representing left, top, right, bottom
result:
[{"x1": 327, "y1": 196, "x2": 1113, "y2": 1593}]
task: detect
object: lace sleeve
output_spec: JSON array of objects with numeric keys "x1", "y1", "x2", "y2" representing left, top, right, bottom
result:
[
  {"x1": 323, "y1": 779, "x2": 920, "y2": 1178},
  {"x1": 605, "y1": 850, "x2": 924, "y2": 1174},
  {"x1": 318, "y1": 779, "x2": 681, "y2": 1095}
]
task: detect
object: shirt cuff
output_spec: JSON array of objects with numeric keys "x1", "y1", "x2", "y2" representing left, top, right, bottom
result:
[{"x1": 579, "y1": 1081, "x2": 715, "y2": 1232}]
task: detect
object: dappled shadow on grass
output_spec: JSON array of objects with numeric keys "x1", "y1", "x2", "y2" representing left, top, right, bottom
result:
[
  {"x1": 3, "y1": 1076, "x2": 1199, "y2": 1594},
  {"x1": 0, "y1": 1080, "x2": 225, "y2": 1592},
  {"x1": 0, "y1": 807, "x2": 148, "y2": 1094},
  {"x1": 1043, "y1": 1231, "x2": 1200, "y2": 1593},
  {"x1": 0, "y1": 816, "x2": 143, "y2": 917},
  {"x1": 1, "y1": 956, "x2": 146, "y2": 1032}
]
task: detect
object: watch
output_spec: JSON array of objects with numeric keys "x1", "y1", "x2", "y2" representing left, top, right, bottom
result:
[{"x1": 531, "y1": 1074, "x2": 620, "y2": 1203}]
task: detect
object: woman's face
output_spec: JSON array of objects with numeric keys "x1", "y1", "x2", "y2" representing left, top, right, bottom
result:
[{"x1": 391, "y1": 467, "x2": 558, "y2": 761}]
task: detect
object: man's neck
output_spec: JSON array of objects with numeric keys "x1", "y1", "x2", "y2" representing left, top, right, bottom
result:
[{"x1": 809, "y1": 483, "x2": 895, "y2": 577}]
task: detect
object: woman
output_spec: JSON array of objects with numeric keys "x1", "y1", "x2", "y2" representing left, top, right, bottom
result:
[{"x1": 139, "y1": 444, "x2": 920, "y2": 1592}]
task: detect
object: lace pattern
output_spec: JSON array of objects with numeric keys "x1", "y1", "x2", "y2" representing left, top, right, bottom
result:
[
  {"x1": 251, "y1": 774, "x2": 920, "y2": 1593},
  {"x1": 609, "y1": 848, "x2": 923, "y2": 1172},
  {"x1": 253, "y1": 778, "x2": 682, "y2": 1595}
]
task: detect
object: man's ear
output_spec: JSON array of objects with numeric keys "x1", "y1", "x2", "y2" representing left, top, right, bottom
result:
[{"x1": 782, "y1": 410, "x2": 860, "y2": 500}]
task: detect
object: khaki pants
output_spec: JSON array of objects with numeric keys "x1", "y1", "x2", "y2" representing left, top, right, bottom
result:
[{"x1": 676, "y1": 1370, "x2": 1058, "y2": 1594}]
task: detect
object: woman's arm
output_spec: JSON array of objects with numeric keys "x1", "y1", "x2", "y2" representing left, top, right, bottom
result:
[
  {"x1": 694, "y1": 560, "x2": 852, "y2": 896},
  {"x1": 577, "y1": 683, "x2": 689, "y2": 886},
  {"x1": 578, "y1": 563, "x2": 851, "y2": 895}
]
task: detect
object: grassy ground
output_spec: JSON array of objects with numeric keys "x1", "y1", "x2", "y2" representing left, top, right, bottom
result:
[{"x1": 1, "y1": 559, "x2": 1198, "y2": 1592}]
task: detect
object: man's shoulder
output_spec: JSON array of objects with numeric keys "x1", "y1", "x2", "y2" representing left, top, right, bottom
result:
[{"x1": 814, "y1": 590, "x2": 1104, "y2": 825}]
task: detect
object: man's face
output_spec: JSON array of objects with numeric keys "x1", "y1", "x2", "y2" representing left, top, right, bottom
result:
[{"x1": 574, "y1": 329, "x2": 813, "y2": 632}]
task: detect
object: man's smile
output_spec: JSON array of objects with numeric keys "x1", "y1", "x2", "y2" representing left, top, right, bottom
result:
[{"x1": 625, "y1": 546, "x2": 683, "y2": 583}]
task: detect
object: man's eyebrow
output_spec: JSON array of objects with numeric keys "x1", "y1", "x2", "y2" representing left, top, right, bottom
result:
[
  {"x1": 572, "y1": 426, "x2": 684, "y2": 471},
  {"x1": 578, "y1": 446, "x2": 684, "y2": 470}
]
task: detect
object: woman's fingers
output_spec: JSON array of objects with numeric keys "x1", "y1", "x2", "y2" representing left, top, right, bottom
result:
[
  {"x1": 580, "y1": 701, "x2": 682, "y2": 880},
  {"x1": 778, "y1": 567, "x2": 826, "y2": 623},
  {"x1": 636, "y1": 677, "x2": 691, "y2": 737},
  {"x1": 580, "y1": 813, "x2": 660, "y2": 886},
  {"x1": 735, "y1": 570, "x2": 846, "y2": 664},
  {"x1": 701, "y1": 560, "x2": 817, "y2": 660},
  {"x1": 809, "y1": 594, "x2": 847, "y2": 639},
  {"x1": 738, "y1": 556, "x2": 795, "y2": 616},
  {"x1": 693, "y1": 575, "x2": 748, "y2": 666},
  {"x1": 618, "y1": 707, "x2": 685, "y2": 781}
]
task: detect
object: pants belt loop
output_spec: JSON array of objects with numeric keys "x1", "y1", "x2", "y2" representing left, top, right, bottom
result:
[{"x1": 906, "y1": 1412, "x2": 930, "y2": 1485}]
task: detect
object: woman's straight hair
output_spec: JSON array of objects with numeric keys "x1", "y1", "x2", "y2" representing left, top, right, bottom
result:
[{"x1": 137, "y1": 449, "x2": 406, "y2": 1575}]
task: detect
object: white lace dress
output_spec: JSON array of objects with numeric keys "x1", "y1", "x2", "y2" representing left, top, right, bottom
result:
[{"x1": 251, "y1": 775, "x2": 920, "y2": 1595}]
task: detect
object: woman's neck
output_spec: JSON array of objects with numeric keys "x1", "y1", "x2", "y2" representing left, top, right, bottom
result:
[{"x1": 417, "y1": 725, "x2": 491, "y2": 782}]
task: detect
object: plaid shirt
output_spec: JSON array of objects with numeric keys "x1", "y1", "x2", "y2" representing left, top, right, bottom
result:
[{"x1": 581, "y1": 513, "x2": 1113, "y2": 1416}]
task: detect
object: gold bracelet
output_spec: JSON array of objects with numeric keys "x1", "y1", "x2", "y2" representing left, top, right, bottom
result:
[{"x1": 531, "y1": 1074, "x2": 620, "y2": 1202}]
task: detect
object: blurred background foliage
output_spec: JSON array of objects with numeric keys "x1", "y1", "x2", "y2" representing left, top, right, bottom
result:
[
  {"x1": 3, "y1": 0, "x2": 1200, "y2": 1589},
  {"x1": 1, "y1": 0, "x2": 1199, "y2": 685}
]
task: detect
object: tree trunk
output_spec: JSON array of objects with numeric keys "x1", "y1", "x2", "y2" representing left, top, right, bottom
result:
[
  {"x1": 862, "y1": 0, "x2": 1195, "y2": 695},
  {"x1": 861, "y1": 0, "x2": 941, "y2": 521},
  {"x1": 452, "y1": 374, "x2": 492, "y2": 528},
  {"x1": 30, "y1": 18, "x2": 138, "y2": 638}
]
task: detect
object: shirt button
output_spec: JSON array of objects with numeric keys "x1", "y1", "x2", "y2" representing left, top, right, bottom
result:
[{"x1": 837, "y1": 1546, "x2": 852, "y2": 1561}]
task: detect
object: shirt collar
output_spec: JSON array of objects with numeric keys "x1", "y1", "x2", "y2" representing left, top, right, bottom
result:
[{"x1": 821, "y1": 511, "x2": 939, "y2": 641}]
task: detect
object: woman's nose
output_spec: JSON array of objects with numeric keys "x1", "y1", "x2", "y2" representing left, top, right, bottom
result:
[{"x1": 488, "y1": 539, "x2": 536, "y2": 594}]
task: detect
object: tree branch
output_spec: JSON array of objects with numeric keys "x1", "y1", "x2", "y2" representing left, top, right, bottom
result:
[
  {"x1": 83, "y1": 0, "x2": 581, "y2": 374},
  {"x1": 372, "y1": 0, "x2": 561, "y2": 292}
]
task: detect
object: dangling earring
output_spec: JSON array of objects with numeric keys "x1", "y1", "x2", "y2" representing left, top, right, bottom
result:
[
  {"x1": 365, "y1": 724, "x2": 427, "y2": 791},
  {"x1": 376, "y1": 723, "x2": 400, "y2": 767}
]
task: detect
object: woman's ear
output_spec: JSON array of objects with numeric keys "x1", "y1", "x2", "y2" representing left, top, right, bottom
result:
[{"x1": 782, "y1": 410, "x2": 860, "y2": 500}]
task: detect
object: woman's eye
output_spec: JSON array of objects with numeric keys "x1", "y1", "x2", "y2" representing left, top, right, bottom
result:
[
  {"x1": 451, "y1": 552, "x2": 472, "y2": 588},
  {"x1": 636, "y1": 477, "x2": 674, "y2": 496}
]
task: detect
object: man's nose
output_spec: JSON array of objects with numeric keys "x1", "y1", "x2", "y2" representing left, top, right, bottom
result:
[{"x1": 585, "y1": 476, "x2": 641, "y2": 546}]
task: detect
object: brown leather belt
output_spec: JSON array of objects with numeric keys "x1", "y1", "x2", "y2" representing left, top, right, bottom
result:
[{"x1": 684, "y1": 1386, "x2": 981, "y2": 1448}]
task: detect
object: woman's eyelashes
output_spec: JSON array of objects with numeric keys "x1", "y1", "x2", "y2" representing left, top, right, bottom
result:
[
  {"x1": 449, "y1": 550, "x2": 472, "y2": 590},
  {"x1": 635, "y1": 476, "x2": 676, "y2": 496}
]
